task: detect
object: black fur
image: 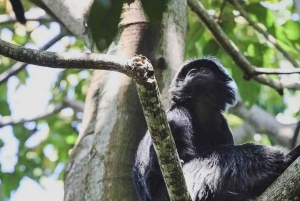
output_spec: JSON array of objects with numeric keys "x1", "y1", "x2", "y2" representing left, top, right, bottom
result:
[
  {"x1": 10, "y1": 0, "x2": 26, "y2": 24},
  {"x1": 133, "y1": 57, "x2": 300, "y2": 201}
]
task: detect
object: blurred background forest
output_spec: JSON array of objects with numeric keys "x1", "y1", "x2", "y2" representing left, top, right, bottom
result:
[{"x1": 0, "y1": 0, "x2": 300, "y2": 200}]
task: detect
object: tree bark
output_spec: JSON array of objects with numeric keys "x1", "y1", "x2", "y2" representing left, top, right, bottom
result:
[{"x1": 255, "y1": 157, "x2": 300, "y2": 201}]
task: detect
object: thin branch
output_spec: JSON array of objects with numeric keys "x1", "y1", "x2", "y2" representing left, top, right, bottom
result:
[
  {"x1": 0, "y1": 12, "x2": 52, "y2": 24},
  {"x1": 291, "y1": 120, "x2": 300, "y2": 149},
  {"x1": 0, "y1": 31, "x2": 66, "y2": 84},
  {"x1": 0, "y1": 103, "x2": 64, "y2": 127},
  {"x1": 282, "y1": 82, "x2": 300, "y2": 90},
  {"x1": 0, "y1": 99, "x2": 84, "y2": 127},
  {"x1": 253, "y1": 67, "x2": 300, "y2": 75},
  {"x1": 229, "y1": 100, "x2": 295, "y2": 147},
  {"x1": 216, "y1": 0, "x2": 227, "y2": 24},
  {"x1": 0, "y1": 38, "x2": 129, "y2": 74},
  {"x1": 187, "y1": 0, "x2": 285, "y2": 94},
  {"x1": 63, "y1": 98, "x2": 84, "y2": 112},
  {"x1": 227, "y1": 0, "x2": 300, "y2": 68}
]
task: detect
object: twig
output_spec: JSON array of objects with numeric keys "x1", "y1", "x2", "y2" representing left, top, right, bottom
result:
[
  {"x1": 0, "y1": 103, "x2": 64, "y2": 127},
  {"x1": 0, "y1": 31, "x2": 66, "y2": 84},
  {"x1": 227, "y1": 0, "x2": 300, "y2": 68},
  {"x1": 0, "y1": 38, "x2": 130, "y2": 74},
  {"x1": 291, "y1": 120, "x2": 300, "y2": 149},
  {"x1": 63, "y1": 99, "x2": 84, "y2": 112},
  {"x1": 0, "y1": 12, "x2": 52, "y2": 24},
  {"x1": 0, "y1": 99, "x2": 85, "y2": 127},
  {"x1": 187, "y1": 0, "x2": 284, "y2": 94},
  {"x1": 216, "y1": 0, "x2": 227, "y2": 24},
  {"x1": 282, "y1": 82, "x2": 300, "y2": 90},
  {"x1": 253, "y1": 68, "x2": 300, "y2": 75}
]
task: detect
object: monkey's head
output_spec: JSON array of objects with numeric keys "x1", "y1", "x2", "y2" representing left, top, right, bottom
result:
[{"x1": 170, "y1": 57, "x2": 237, "y2": 111}]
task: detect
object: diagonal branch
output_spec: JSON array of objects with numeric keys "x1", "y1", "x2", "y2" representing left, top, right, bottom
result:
[
  {"x1": 187, "y1": 0, "x2": 286, "y2": 94},
  {"x1": 252, "y1": 67, "x2": 300, "y2": 76},
  {"x1": 63, "y1": 98, "x2": 84, "y2": 112},
  {"x1": 0, "y1": 38, "x2": 129, "y2": 74},
  {"x1": 0, "y1": 11, "x2": 52, "y2": 24},
  {"x1": 229, "y1": 100, "x2": 296, "y2": 147},
  {"x1": 0, "y1": 31, "x2": 66, "y2": 84},
  {"x1": 0, "y1": 99, "x2": 84, "y2": 128},
  {"x1": 0, "y1": 103, "x2": 64, "y2": 127},
  {"x1": 227, "y1": 0, "x2": 300, "y2": 68}
]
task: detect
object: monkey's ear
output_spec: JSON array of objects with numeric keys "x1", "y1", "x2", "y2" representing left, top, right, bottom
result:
[{"x1": 224, "y1": 80, "x2": 238, "y2": 110}]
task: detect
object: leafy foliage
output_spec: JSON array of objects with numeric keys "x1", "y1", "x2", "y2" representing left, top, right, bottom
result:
[
  {"x1": 140, "y1": 0, "x2": 170, "y2": 22},
  {"x1": 87, "y1": 0, "x2": 123, "y2": 51}
]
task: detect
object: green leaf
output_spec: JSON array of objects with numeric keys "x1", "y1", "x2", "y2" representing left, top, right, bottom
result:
[
  {"x1": 0, "y1": 85, "x2": 10, "y2": 116},
  {"x1": 283, "y1": 21, "x2": 300, "y2": 41},
  {"x1": 245, "y1": 3, "x2": 267, "y2": 24},
  {"x1": 231, "y1": 63, "x2": 261, "y2": 108},
  {"x1": 17, "y1": 69, "x2": 29, "y2": 85},
  {"x1": 87, "y1": 0, "x2": 123, "y2": 51},
  {"x1": 140, "y1": 0, "x2": 170, "y2": 22},
  {"x1": 203, "y1": 39, "x2": 219, "y2": 55}
]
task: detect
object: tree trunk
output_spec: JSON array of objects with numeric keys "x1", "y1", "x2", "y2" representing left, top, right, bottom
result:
[{"x1": 64, "y1": 0, "x2": 187, "y2": 200}]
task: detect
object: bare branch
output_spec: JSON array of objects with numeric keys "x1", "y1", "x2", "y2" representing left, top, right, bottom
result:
[
  {"x1": 229, "y1": 100, "x2": 296, "y2": 147},
  {"x1": 216, "y1": 0, "x2": 227, "y2": 24},
  {"x1": 0, "y1": 38, "x2": 129, "y2": 74},
  {"x1": 281, "y1": 82, "x2": 300, "y2": 90},
  {"x1": 0, "y1": 103, "x2": 64, "y2": 127},
  {"x1": 63, "y1": 99, "x2": 84, "y2": 112},
  {"x1": 253, "y1": 67, "x2": 300, "y2": 76},
  {"x1": 0, "y1": 11, "x2": 52, "y2": 24},
  {"x1": 0, "y1": 99, "x2": 84, "y2": 127},
  {"x1": 0, "y1": 31, "x2": 66, "y2": 84},
  {"x1": 227, "y1": 0, "x2": 300, "y2": 68},
  {"x1": 187, "y1": 0, "x2": 286, "y2": 94}
]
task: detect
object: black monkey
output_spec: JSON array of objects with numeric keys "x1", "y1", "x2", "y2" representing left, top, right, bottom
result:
[
  {"x1": 133, "y1": 57, "x2": 236, "y2": 201},
  {"x1": 9, "y1": 0, "x2": 26, "y2": 24},
  {"x1": 133, "y1": 57, "x2": 300, "y2": 201}
]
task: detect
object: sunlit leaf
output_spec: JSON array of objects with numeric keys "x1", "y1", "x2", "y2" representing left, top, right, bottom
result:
[
  {"x1": 231, "y1": 62, "x2": 261, "y2": 108},
  {"x1": 283, "y1": 21, "x2": 300, "y2": 41}
]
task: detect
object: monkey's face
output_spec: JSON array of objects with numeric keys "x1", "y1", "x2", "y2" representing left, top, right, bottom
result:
[
  {"x1": 185, "y1": 67, "x2": 216, "y2": 91},
  {"x1": 170, "y1": 58, "x2": 237, "y2": 111}
]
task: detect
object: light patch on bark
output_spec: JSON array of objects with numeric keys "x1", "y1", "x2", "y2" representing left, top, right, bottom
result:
[{"x1": 89, "y1": 71, "x2": 124, "y2": 199}]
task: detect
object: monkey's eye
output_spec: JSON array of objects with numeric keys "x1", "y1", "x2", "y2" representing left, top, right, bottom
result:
[
  {"x1": 199, "y1": 67, "x2": 211, "y2": 75},
  {"x1": 187, "y1": 69, "x2": 199, "y2": 76}
]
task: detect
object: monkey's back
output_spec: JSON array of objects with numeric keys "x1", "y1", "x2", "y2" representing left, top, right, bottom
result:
[{"x1": 183, "y1": 143, "x2": 288, "y2": 201}]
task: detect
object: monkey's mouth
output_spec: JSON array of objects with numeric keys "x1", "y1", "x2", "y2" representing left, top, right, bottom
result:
[{"x1": 192, "y1": 77, "x2": 207, "y2": 85}]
